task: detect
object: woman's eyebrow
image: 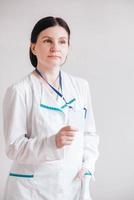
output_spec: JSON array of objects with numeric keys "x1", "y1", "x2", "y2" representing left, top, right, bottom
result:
[
  {"x1": 59, "y1": 37, "x2": 68, "y2": 40},
  {"x1": 41, "y1": 36, "x2": 67, "y2": 40},
  {"x1": 41, "y1": 36, "x2": 52, "y2": 39}
]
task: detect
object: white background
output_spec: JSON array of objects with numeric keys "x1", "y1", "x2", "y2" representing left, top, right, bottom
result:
[{"x1": 0, "y1": 0, "x2": 134, "y2": 199}]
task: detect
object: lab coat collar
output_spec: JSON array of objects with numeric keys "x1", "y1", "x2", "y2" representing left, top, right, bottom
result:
[{"x1": 31, "y1": 70, "x2": 76, "y2": 113}]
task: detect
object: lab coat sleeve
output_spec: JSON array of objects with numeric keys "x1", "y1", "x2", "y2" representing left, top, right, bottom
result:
[
  {"x1": 3, "y1": 84, "x2": 63, "y2": 164},
  {"x1": 82, "y1": 81, "x2": 99, "y2": 175}
]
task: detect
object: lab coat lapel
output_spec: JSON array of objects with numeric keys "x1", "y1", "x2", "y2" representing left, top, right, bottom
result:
[
  {"x1": 60, "y1": 70, "x2": 77, "y2": 108},
  {"x1": 40, "y1": 84, "x2": 66, "y2": 112},
  {"x1": 40, "y1": 70, "x2": 76, "y2": 112}
]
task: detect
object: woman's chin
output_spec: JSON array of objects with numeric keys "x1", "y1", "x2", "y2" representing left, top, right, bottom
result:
[
  {"x1": 42, "y1": 64, "x2": 60, "y2": 70},
  {"x1": 47, "y1": 61, "x2": 62, "y2": 68}
]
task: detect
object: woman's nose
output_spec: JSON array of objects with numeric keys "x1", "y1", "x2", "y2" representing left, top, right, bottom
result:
[{"x1": 50, "y1": 42, "x2": 60, "y2": 52}]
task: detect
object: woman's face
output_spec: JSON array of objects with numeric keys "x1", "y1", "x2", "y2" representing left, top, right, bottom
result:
[{"x1": 31, "y1": 25, "x2": 69, "y2": 69}]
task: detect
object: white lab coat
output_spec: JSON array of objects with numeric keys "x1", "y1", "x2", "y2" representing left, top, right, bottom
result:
[{"x1": 3, "y1": 70, "x2": 99, "y2": 200}]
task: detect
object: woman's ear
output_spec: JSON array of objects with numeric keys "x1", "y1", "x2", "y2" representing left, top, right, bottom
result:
[{"x1": 30, "y1": 43, "x2": 36, "y2": 55}]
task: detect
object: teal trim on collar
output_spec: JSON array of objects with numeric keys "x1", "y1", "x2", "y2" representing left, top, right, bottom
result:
[
  {"x1": 84, "y1": 172, "x2": 92, "y2": 176},
  {"x1": 61, "y1": 98, "x2": 76, "y2": 109},
  {"x1": 9, "y1": 173, "x2": 34, "y2": 178},
  {"x1": 40, "y1": 104, "x2": 63, "y2": 112},
  {"x1": 40, "y1": 98, "x2": 76, "y2": 111}
]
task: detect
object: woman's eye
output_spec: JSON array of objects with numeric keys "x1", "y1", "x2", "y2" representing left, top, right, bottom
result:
[
  {"x1": 43, "y1": 39, "x2": 52, "y2": 43},
  {"x1": 60, "y1": 40, "x2": 66, "y2": 44},
  {"x1": 43, "y1": 39, "x2": 67, "y2": 44}
]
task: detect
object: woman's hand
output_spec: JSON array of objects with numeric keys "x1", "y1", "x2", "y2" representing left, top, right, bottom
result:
[{"x1": 55, "y1": 125, "x2": 78, "y2": 148}]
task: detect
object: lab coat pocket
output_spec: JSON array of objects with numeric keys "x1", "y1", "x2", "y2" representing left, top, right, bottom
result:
[
  {"x1": 4, "y1": 172, "x2": 34, "y2": 200},
  {"x1": 39, "y1": 103, "x2": 65, "y2": 134}
]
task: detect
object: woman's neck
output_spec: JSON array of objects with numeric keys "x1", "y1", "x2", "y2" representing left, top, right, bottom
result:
[{"x1": 37, "y1": 65, "x2": 60, "y2": 84}]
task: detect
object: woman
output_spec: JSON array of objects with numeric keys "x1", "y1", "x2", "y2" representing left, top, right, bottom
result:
[{"x1": 3, "y1": 16, "x2": 99, "y2": 200}]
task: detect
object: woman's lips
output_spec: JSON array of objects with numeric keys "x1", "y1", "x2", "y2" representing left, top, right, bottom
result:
[{"x1": 48, "y1": 55, "x2": 61, "y2": 59}]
